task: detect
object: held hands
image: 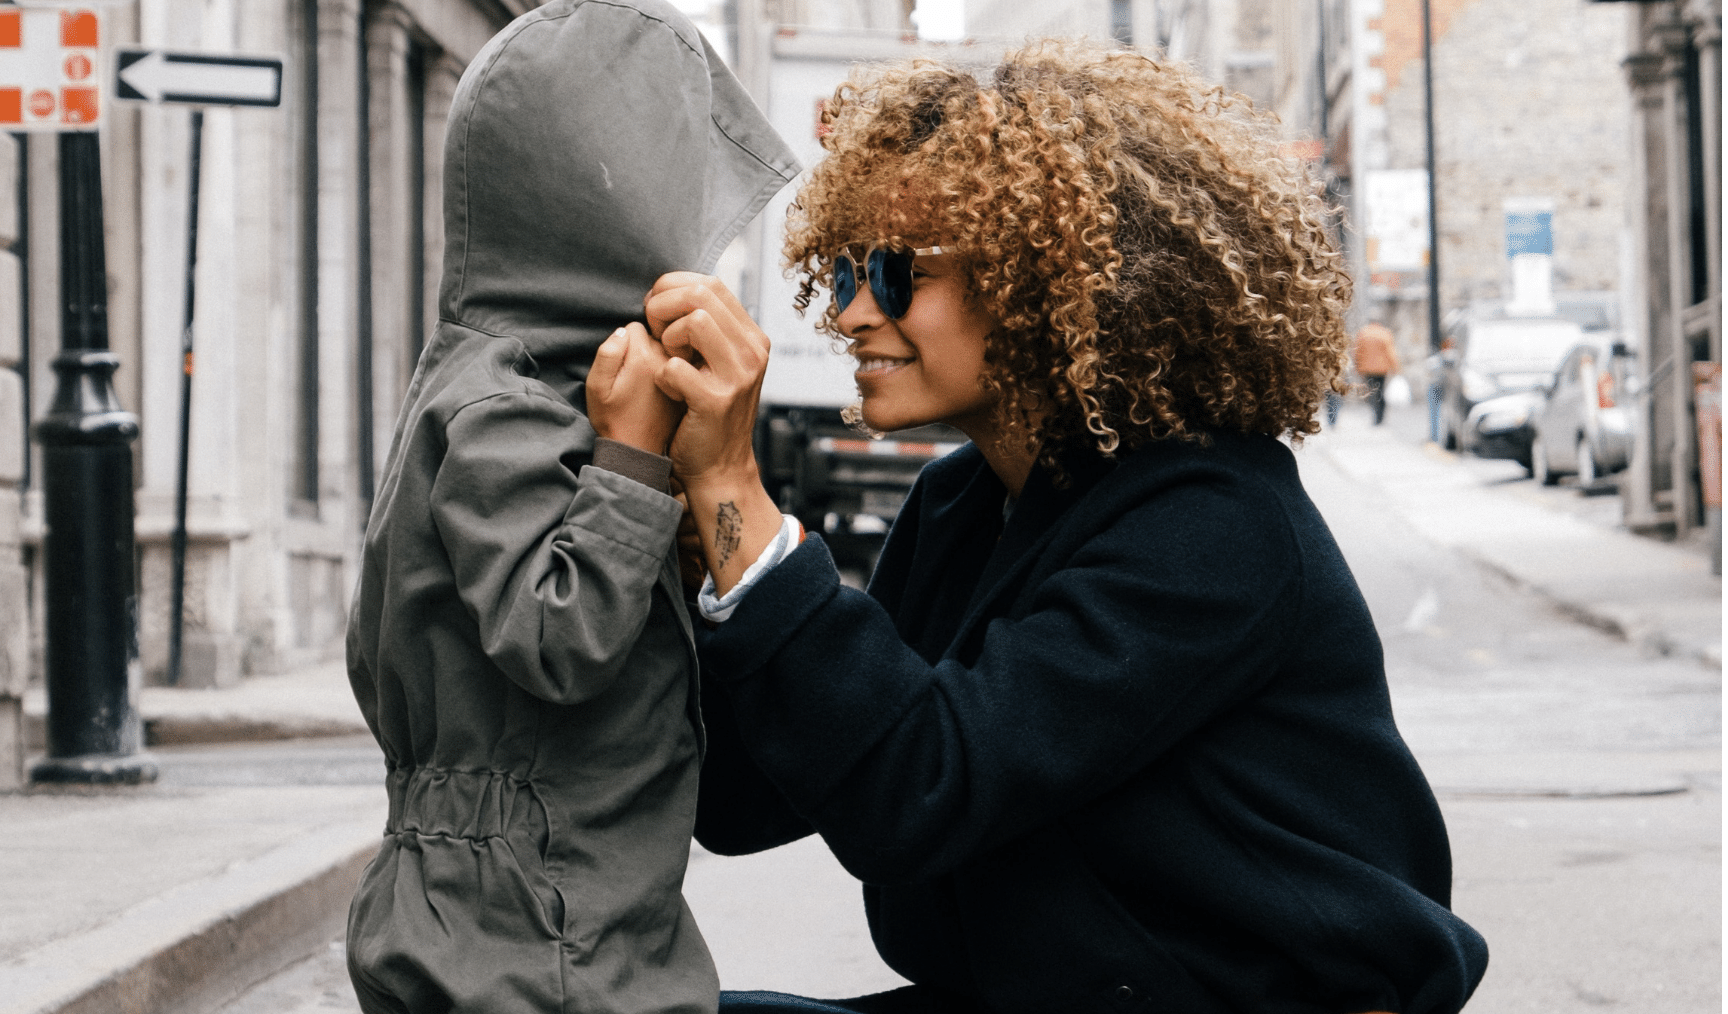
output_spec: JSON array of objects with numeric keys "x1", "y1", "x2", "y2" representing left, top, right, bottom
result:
[
  {"x1": 645, "y1": 273, "x2": 782, "y2": 596},
  {"x1": 586, "y1": 323, "x2": 681, "y2": 455},
  {"x1": 645, "y1": 273, "x2": 771, "y2": 489}
]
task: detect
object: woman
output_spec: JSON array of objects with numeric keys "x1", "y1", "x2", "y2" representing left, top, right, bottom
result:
[{"x1": 646, "y1": 43, "x2": 1487, "y2": 1014}]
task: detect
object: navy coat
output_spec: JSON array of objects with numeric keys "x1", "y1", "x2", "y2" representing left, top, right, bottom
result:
[{"x1": 694, "y1": 432, "x2": 1488, "y2": 1014}]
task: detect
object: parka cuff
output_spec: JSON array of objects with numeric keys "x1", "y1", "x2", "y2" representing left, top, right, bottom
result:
[{"x1": 592, "y1": 437, "x2": 673, "y2": 494}]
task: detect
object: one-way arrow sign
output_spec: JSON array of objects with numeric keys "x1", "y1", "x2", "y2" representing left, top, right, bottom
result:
[{"x1": 115, "y1": 50, "x2": 282, "y2": 107}]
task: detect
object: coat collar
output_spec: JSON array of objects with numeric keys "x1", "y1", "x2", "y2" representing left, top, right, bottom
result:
[{"x1": 947, "y1": 443, "x2": 1120, "y2": 657}]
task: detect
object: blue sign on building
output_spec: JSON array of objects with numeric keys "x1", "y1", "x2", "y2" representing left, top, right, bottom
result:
[{"x1": 1506, "y1": 210, "x2": 1554, "y2": 256}]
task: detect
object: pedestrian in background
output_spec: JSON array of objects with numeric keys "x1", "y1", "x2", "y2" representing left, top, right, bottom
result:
[
  {"x1": 341, "y1": 2, "x2": 797, "y2": 1012},
  {"x1": 649, "y1": 41, "x2": 1485, "y2": 1014},
  {"x1": 1354, "y1": 320, "x2": 1401, "y2": 425}
]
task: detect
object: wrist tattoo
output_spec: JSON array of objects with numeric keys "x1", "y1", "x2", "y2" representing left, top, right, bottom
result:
[{"x1": 715, "y1": 501, "x2": 742, "y2": 568}]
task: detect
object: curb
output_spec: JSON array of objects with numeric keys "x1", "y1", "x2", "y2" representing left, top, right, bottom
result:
[
  {"x1": 1309, "y1": 434, "x2": 1722, "y2": 670},
  {"x1": 1461, "y1": 549, "x2": 1723, "y2": 669},
  {"x1": 1, "y1": 821, "x2": 379, "y2": 1014},
  {"x1": 23, "y1": 713, "x2": 372, "y2": 751}
]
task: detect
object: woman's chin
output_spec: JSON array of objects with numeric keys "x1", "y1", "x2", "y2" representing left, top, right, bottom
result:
[{"x1": 859, "y1": 401, "x2": 916, "y2": 434}]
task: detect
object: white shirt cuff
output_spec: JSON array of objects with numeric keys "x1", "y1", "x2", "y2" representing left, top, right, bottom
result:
[{"x1": 696, "y1": 514, "x2": 803, "y2": 622}]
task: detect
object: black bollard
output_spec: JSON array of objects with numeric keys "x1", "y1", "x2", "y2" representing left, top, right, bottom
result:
[{"x1": 29, "y1": 131, "x2": 155, "y2": 785}]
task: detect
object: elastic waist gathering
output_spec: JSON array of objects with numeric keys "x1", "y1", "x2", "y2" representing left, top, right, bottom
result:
[{"x1": 385, "y1": 766, "x2": 541, "y2": 841}]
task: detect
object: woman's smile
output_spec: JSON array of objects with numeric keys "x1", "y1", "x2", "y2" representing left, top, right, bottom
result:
[{"x1": 854, "y1": 353, "x2": 914, "y2": 378}]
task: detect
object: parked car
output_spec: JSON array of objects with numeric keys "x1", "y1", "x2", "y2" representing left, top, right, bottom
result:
[
  {"x1": 1462, "y1": 389, "x2": 1546, "y2": 469},
  {"x1": 1529, "y1": 341, "x2": 1636, "y2": 486},
  {"x1": 1438, "y1": 314, "x2": 1586, "y2": 452}
]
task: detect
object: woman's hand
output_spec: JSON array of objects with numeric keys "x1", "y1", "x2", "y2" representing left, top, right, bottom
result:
[
  {"x1": 646, "y1": 273, "x2": 770, "y2": 486},
  {"x1": 647, "y1": 273, "x2": 782, "y2": 595},
  {"x1": 586, "y1": 323, "x2": 681, "y2": 455}
]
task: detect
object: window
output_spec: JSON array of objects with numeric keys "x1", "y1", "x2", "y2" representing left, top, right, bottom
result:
[
  {"x1": 1111, "y1": 0, "x2": 1132, "y2": 45},
  {"x1": 1682, "y1": 38, "x2": 1709, "y2": 307}
]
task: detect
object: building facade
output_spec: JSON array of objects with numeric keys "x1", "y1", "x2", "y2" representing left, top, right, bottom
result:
[
  {"x1": 3, "y1": 0, "x2": 543, "y2": 784},
  {"x1": 1355, "y1": 0, "x2": 1631, "y2": 369},
  {"x1": 962, "y1": 0, "x2": 1283, "y2": 109},
  {"x1": 2, "y1": 132, "x2": 25, "y2": 788},
  {"x1": 1617, "y1": 0, "x2": 1720, "y2": 541}
]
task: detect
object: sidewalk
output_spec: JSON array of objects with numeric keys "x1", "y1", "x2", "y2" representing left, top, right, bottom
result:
[
  {"x1": 21, "y1": 660, "x2": 371, "y2": 750},
  {"x1": 1303, "y1": 418, "x2": 1722, "y2": 669},
  {"x1": 4, "y1": 421, "x2": 1720, "y2": 1014},
  {"x1": 4, "y1": 663, "x2": 380, "y2": 1014}
]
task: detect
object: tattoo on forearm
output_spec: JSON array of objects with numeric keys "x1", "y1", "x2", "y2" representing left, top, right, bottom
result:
[{"x1": 715, "y1": 501, "x2": 742, "y2": 569}]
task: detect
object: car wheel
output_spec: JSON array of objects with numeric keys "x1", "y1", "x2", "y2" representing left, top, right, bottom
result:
[
  {"x1": 1576, "y1": 435, "x2": 1598, "y2": 486},
  {"x1": 1533, "y1": 439, "x2": 1557, "y2": 486}
]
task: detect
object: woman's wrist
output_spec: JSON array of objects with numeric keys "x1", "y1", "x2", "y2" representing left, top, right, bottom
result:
[{"x1": 683, "y1": 474, "x2": 782, "y2": 597}]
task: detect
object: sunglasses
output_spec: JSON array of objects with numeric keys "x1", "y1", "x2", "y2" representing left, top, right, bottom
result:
[{"x1": 833, "y1": 245, "x2": 947, "y2": 320}]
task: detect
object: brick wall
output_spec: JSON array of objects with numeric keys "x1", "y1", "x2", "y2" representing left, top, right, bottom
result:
[{"x1": 1377, "y1": 0, "x2": 1629, "y2": 310}]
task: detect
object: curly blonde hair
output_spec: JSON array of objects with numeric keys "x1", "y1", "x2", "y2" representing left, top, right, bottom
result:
[{"x1": 784, "y1": 41, "x2": 1352, "y2": 464}]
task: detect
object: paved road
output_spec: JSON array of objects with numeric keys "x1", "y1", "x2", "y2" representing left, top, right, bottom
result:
[
  {"x1": 1312, "y1": 402, "x2": 1719, "y2": 1013},
  {"x1": 214, "y1": 399, "x2": 1720, "y2": 1013}
]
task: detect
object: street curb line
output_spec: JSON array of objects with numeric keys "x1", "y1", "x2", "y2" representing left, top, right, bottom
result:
[
  {"x1": 1462, "y1": 549, "x2": 1723, "y2": 669},
  {"x1": 1307, "y1": 433, "x2": 1722, "y2": 670},
  {"x1": 1, "y1": 821, "x2": 380, "y2": 1014},
  {"x1": 22, "y1": 712, "x2": 372, "y2": 751}
]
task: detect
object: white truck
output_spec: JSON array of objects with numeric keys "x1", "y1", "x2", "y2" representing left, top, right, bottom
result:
[{"x1": 744, "y1": 27, "x2": 999, "y2": 564}]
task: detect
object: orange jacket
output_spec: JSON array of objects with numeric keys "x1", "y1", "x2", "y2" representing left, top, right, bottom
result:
[{"x1": 1354, "y1": 323, "x2": 1401, "y2": 376}]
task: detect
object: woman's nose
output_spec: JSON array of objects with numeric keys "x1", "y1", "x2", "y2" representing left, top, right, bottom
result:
[{"x1": 838, "y1": 284, "x2": 887, "y2": 337}]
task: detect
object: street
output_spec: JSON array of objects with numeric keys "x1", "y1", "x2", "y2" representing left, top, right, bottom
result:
[{"x1": 213, "y1": 399, "x2": 1719, "y2": 1014}]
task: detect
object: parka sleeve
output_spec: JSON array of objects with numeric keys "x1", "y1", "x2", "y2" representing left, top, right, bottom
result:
[
  {"x1": 695, "y1": 476, "x2": 1302, "y2": 885},
  {"x1": 430, "y1": 389, "x2": 684, "y2": 705}
]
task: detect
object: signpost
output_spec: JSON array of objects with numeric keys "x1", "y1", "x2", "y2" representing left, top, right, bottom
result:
[
  {"x1": 1504, "y1": 196, "x2": 1557, "y2": 316},
  {"x1": 14, "y1": 8, "x2": 156, "y2": 783},
  {"x1": 0, "y1": 7, "x2": 102, "y2": 130},
  {"x1": 114, "y1": 49, "x2": 283, "y2": 688},
  {"x1": 115, "y1": 49, "x2": 281, "y2": 107}
]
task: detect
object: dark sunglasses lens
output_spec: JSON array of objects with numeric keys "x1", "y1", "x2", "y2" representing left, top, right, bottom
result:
[
  {"x1": 869, "y1": 248, "x2": 914, "y2": 319},
  {"x1": 833, "y1": 255, "x2": 858, "y2": 311}
]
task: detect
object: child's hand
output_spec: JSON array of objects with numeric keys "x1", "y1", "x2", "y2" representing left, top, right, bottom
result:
[
  {"x1": 586, "y1": 323, "x2": 682, "y2": 455},
  {"x1": 644, "y1": 274, "x2": 769, "y2": 489},
  {"x1": 646, "y1": 272, "x2": 782, "y2": 597}
]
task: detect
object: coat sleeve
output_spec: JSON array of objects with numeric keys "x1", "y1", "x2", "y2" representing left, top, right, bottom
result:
[
  {"x1": 693, "y1": 677, "x2": 818, "y2": 855},
  {"x1": 695, "y1": 477, "x2": 1302, "y2": 885},
  {"x1": 430, "y1": 390, "x2": 684, "y2": 705}
]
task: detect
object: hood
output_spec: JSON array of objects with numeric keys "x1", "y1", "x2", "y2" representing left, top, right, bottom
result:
[{"x1": 438, "y1": 0, "x2": 798, "y2": 383}]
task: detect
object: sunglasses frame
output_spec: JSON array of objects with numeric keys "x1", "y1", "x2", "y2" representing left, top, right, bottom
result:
[{"x1": 833, "y1": 245, "x2": 947, "y2": 320}]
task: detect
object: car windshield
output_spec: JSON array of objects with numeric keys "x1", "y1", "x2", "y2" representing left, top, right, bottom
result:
[{"x1": 1466, "y1": 320, "x2": 1586, "y2": 371}]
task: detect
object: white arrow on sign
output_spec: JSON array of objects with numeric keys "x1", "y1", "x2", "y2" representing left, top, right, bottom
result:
[{"x1": 115, "y1": 50, "x2": 282, "y2": 107}]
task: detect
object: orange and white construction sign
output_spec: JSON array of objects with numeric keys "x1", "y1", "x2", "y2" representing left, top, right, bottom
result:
[{"x1": 0, "y1": 8, "x2": 102, "y2": 130}]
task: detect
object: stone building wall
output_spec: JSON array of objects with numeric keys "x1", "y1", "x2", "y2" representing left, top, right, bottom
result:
[
  {"x1": 0, "y1": 135, "x2": 24, "y2": 788},
  {"x1": 1373, "y1": 0, "x2": 1628, "y2": 320}
]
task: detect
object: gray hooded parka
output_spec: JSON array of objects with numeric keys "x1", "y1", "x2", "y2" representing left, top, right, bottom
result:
[{"x1": 343, "y1": 3, "x2": 796, "y2": 1011}]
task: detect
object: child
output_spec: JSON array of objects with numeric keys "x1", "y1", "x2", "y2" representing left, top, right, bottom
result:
[
  {"x1": 649, "y1": 41, "x2": 1489, "y2": 1014},
  {"x1": 342, "y1": 2, "x2": 795, "y2": 1012}
]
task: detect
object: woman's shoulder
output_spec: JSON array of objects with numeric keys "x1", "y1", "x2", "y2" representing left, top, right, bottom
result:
[
  {"x1": 1085, "y1": 430, "x2": 1300, "y2": 506},
  {"x1": 1047, "y1": 432, "x2": 1313, "y2": 572}
]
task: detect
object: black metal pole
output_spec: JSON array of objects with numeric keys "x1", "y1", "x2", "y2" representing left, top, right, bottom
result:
[
  {"x1": 30, "y1": 131, "x2": 155, "y2": 785},
  {"x1": 167, "y1": 111, "x2": 203, "y2": 688},
  {"x1": 1421, "y1": 0, "x2": 1443, "y2": 355}
]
